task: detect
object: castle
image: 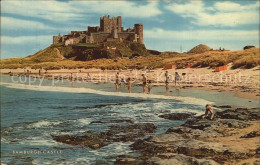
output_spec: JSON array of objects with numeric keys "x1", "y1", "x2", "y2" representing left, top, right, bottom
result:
[{"x1": 53, "y1": 16, "x2": 144, "y2": 46}]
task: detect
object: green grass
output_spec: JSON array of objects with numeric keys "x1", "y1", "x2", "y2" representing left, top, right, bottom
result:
[
  {"x1": 26, "y1": 46, "x2": 61, "y2": 63},
  {"x1": 74, "y1": 43, "x2": 100, "y2": 48},
  {"x1": 52, "y1": 42, "x2": 65, "y2": 47}
]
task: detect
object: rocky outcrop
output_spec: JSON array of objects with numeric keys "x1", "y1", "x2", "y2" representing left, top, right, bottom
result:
[
  {"x1": 52, "y1": 122, "x2": 156, "y2": 149},
  {"x1": 90, "y1": 119, "x2": 134, "y2": 124},
  {"x1": 240, "y1": 131, "x2": 260, "y2": 138},
  {"x1": 159, "y1": 113, "x2": 195, "y2": 120},
  {"x1": 52, "y1": 107, "x2": 260, "y2": 164},
  {"x1": 126, "y1": 108, "x2": 260, "y2": 165}
]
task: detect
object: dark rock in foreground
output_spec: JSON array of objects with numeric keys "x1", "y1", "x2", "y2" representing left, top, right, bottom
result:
[
  {"x1": 159, "y1": 113, "x2": 195, "y2": 120},
  {"x1": 90, "y1": 119, "x2": 134, "y2": 124},
  {"x1": 52, "y1": 123, "x2": 156, "y2": 149},
  {"x1": 240, "y1": 131, "x2": 260, "y2": 138}
]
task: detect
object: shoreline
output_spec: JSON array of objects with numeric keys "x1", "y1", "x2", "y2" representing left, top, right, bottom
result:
[
  {"x1": 1, "y1": 70, "x2": 259, "y2": 164},
  {"x1": 1, "y1": 67, "x2": 259, "y2": 100}
]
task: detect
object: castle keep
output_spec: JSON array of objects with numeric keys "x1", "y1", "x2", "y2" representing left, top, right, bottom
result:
[{"x1": 53, "y1": 16, "x2": 144, "y2": 46}]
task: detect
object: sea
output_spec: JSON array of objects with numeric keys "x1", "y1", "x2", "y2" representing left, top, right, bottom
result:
[{"x1": 1, "y1": 74, "x2": 258, "y2": 164}]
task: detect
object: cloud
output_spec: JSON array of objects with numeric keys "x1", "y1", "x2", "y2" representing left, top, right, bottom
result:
[
  {"x1": 1, "y1": 1, "x2": 162, "y2": 23},
  {"x1": 214, "y1": 1, "x2": 258, "y2": 12},
  {"x1": 1, "y1": 35, "x2": 53, "y2": 58},
  {"x1": 165, "y1": 1, "x2": 259, "y2": 26},
  {"x1": 1, "y1": 1, "x2": 80, "y2": 22},
  {"x1": 1, "y1": 16, "x2": 56, "y2": 31},
  {"x1": 1, "y1": 16, "x2": 99, "y2": 35},
  {"x1": 74, "y1": 1, "x2": 162, "y2": 18},
  {"x1": 1, "y1": 35, "x2": 52, "y2": 44},
  {"x1": 145, "y1": 28, "x2": 259, "y2": 41}
]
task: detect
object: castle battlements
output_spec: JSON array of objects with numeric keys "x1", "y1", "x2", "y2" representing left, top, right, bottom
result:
[{"x1": 53, "y1": 16, "x2": 144, "y2": 46}]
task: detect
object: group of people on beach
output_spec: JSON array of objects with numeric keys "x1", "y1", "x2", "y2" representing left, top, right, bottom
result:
[
  {"x1": 114, "y1": 70, "x2": 182, "y2": 94},
  {"x1": 165, "y1": 70, "x2": 181, "y2": 86},
  {"x1": 115, "y1": 72, "x2": 152, "y2": 94},
  {"x1": 164, "y1": 70, "x2": 181, "y2": 92}
]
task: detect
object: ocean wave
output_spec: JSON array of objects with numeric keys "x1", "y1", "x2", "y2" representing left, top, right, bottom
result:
[
  {"x1": 168, "y1": 108, "x2": 204, "y2": 116},
  {"x1": 28, "y1": 120, "x2": 62, "y2": 128},
  {"x1": 0, "y1": 82, "x2": 213, "y2": 106},
  {"x1": 1, "y1": 137, "x2": 10, "y2": 143},
  {"x1": 20, "y1": 137, "x2": 60, "y2": 147},
  {"x1": 89, "y1": 142, "x2": 133, "y2": 157},
  {"x1": 77, "y1": 118, "x2": 91, "y2": 125}
]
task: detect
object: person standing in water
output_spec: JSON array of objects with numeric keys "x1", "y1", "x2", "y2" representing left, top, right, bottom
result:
[
  {"x1": 142, "y1": 74, "x2": 147, "y2": 93},
  {"x1": 202, "y1": 104, "x2": 214, "y2": 120},
  {"x1": 115, "y1": 72, "x2": 120, "y2": 91},
  {"x1": 126, "y1": 77, "x2": 131, "y2": 93},
  {"x1": 147, "y1": 80, "x2": 152, "y2": 94},
  {"x1": 70, "y1": 73, "x2": 73, "y2": 82},
  {"x1": 174, "y1": 72, "x2": 180, "y2": 86},
  {"x1": 165, "y1": 71, "x2": 170, "y2": 93}
]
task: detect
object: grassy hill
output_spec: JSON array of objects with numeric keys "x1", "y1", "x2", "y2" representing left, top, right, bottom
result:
[
  {"x1": 1, "y1": 43, "x2": 259, "y2": 70},
  {"x1": 188, "y1": 44, "x2": 211, "y2": 54}
]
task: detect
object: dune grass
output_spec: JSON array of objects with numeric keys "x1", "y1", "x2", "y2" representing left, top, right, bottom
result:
[
  {"x1": 162, "y1": 47, "x2": 260, "y2": 69},
  {"x1": 1, "y1": 46, "x2": 259, "y2": 70}
]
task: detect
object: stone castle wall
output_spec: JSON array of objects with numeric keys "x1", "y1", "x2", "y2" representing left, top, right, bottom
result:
[
  {"x1": 92, "y1": 33, "x2": 110, "y2": 43},
  {"x1": 53, "y1": 36, "x2": 62, "y2": 44},
  {"x1": 118, "y1": 32, "x2": 135, "y2": 41}
]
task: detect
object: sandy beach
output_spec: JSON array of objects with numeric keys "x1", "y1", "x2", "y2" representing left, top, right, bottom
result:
[{"x1": 1, "y1": 66, "x2": 259, "y2": 100}]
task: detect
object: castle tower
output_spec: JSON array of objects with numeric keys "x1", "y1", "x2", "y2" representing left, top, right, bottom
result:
[
  {"x1": 100, "y1": 15, "x2": 122, "y2": 33},
  {"x1": 100, "y1": 15, "x2": 111, "y2": 32},
  {"x1": 117, "y1": 16, "x2": 122, "y2": 32},
  {"x1": 134, "y1": 24, "x2": 144, "y2": 44}
]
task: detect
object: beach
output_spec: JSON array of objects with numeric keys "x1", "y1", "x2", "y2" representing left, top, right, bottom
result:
[{"x1": 1, "y1": 66, "x2": 259, "y2": 100}]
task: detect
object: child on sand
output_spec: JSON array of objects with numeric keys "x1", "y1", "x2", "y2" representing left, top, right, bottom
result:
[
  {"x1": 147, "y1": 80, "x2": 152, "y2": 94},
  {"x1": 202, "y1": 104, "x2": 214, "y2": 120}
]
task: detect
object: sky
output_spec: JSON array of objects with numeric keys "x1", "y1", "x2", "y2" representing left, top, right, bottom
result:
[{"x1": 1, "y1": 0, "x2": 259, "y2": 59}]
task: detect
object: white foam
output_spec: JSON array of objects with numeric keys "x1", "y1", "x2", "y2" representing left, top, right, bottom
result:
[
  {"x1": 168, "y1": 108, "x2": 204, "y2": 116},
  {"x1": 0, "y1": 82, "x2": 213, "y2": 106},
  {"x1": 77, "y1": 118, "x2": 91, "y2": 125},
  {"x1": 20, "y1": 137, "x2": 59, "y2": 147},
  {"x1": 73, "y1": 158, "x2": 94, "y2": 164},
  {"x1": 28, "y1": 120, "x2": 61, "y2": 128},
  {"x1": 1, "y1": 137, "x2": 9, "y2": 143},
  {"x1": 89, "y1": 142, "x2": 132, "y2": 157}
]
